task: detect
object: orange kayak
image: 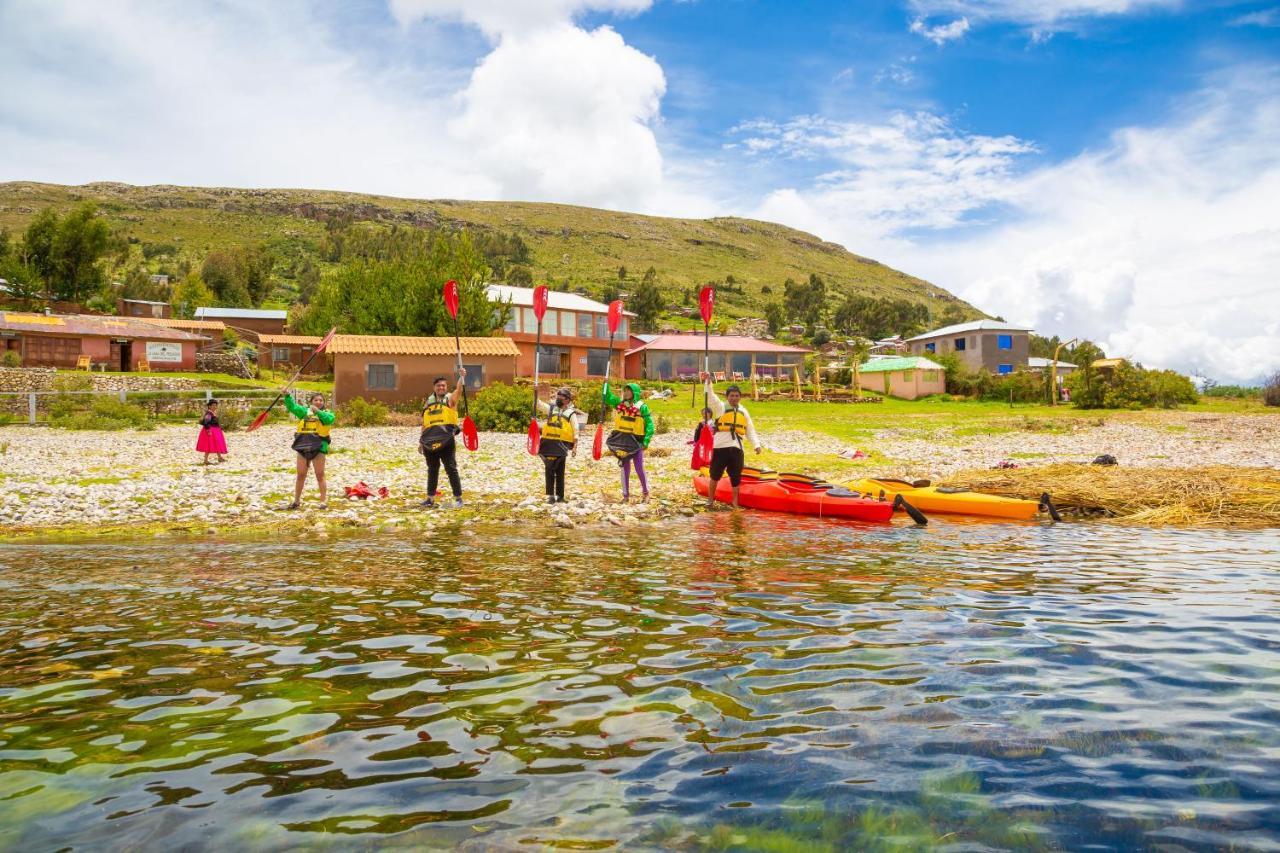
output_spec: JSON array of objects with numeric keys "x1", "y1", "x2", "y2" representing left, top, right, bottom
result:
[
  {"x1": 846, "y1": 478, "x2": 1053, "y2": 520},
  {"x1": 694, "y1": 467, "x2": 919, "y2": 524}
]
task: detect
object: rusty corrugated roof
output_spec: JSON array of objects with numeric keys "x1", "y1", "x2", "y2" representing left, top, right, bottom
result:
[
  {"x1": 0, "y1": 312, "x2": 207, "y2": 341},
  {"x1": 328, "y1": 335, "x2": 520, "y2": 357},
  {"x1": 257, "y1": 334, "x2": 324, "y2": 346}
]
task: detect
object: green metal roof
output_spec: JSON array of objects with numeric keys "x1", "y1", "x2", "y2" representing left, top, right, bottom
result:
[{"x1": 857, "y1": 356, "x2": 944, "y2": 373}]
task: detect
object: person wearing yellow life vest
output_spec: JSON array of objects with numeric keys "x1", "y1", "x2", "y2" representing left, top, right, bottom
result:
[
  {"x1": 602, "y1": 381, "x2": 654, "y2": 502},
  {"x1": 418, "y1": 369, "x2": 466, "y2": 508},
  {"x1": 535, "y1": 385, "x2": 582, "y2": 503},
  {"x1": 284, "y1": 391, "x2": 335, "y2": 510},
  {"x1": 702, "y1": 373, "x2": 761, "y2": 510}
]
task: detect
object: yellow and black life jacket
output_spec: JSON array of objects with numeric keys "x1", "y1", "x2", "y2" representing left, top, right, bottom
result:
[
  {"x1": 296, "y1": 414, "x2": 332, "y2": 439},
  {"x1": 542, "y1": 409, "x2": 576, "y2": 443},
  {"x1": 716, "y1": 408, "x2": 747, "y2": 439},
  {"x1": 613, "y1": 410, "x2": 646, "y2": 436},
  {"x1": 421, "y1": 397, "x2": 459, "y2": 430}
]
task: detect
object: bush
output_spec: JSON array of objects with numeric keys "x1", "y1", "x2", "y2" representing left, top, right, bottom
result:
[
  {"x1": 654, "y1": 414, "x2": 671, "y2": 435},
  {"x1": 1265, "y1": 373, "x2": 1280, "y2": 407},
  {"x1": 215, "y1": 405, "x2": 248, "y2": 432},
  {"x1": 1067, "y1": 361, "x2": 1198, "y2": 409},
  {"x1": 1, "y1": 351, "x2": 20, "y2": 368},
  {"x1": 51, "y1": 397, "x2": 154, "y2": 431},
  {"x1": 470, "y1": 381, "x2": 532, "y2": 432},
  {"x1": 51, "y1": 373, "x2": 93, "y2": 392},
  {"x1": 341, "y1": 396, "x2": 389, "y2": 427}
]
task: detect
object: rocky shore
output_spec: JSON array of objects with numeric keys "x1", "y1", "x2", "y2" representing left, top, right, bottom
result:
[{"x1": 1, "y1": 410, "x2": 1276, "y2": 539}]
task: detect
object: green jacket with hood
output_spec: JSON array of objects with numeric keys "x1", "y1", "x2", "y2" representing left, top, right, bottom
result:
[{"x1": 602, "y1": 381, "x2": 655, "y2": 448}]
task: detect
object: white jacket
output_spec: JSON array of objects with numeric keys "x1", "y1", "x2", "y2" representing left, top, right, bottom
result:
[{"x1": 706, "y1": 383, "x2": 760, "y2": 451}]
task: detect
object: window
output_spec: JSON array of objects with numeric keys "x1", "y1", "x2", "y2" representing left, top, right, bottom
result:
[
  {"x1": 504, "y1": 311, "x2": 519, "y2": 333},
  {"x1": 536, "y1": 346, "x2": 561, "y2": 375},
  {"x1": 595, "y1": 315, "x2": 609, "y2": 339},
  {"x1": 998, "y1": 364, "x2": 1013, "y2": 375},
  {"x1": 560, "y1": 311, "x2": 576, "y2": 336},
  {"x1": 925, "y1": 342, "x2": 936, "y2": 353},
  {"x1": 618, "y1": 317, "x2": 628, "y2": 337},
  {"x1": 577, "y1": 313, "x2": 593, "y2": 337},
  {"x1": 522, "y1": 307, "x2": 536, "y2": 332},
  {"x1": 366, "y1": 363, "x2": 396, "y2": 390},
  {"x1": 271, "y1": 347, "x2": 291, "y2": 363},
  {"x1": 586, "y1": 348, "x2": 610, "y2": 376},
  {"x1": 461, "y1": 363, "x2": 484, "y2": 391},
  {"x1": 650, "y1": 352, "x2": 673, "y2": 380},
  {"x1": 954, "y1": 337, "x2": 966, "y2": 351},
  {"x1": 997, "y1": 334, "x2": 1013, "y2": 351},
  {"x1": 903, "y1": 370, "x2": 914, "y2": 381}
]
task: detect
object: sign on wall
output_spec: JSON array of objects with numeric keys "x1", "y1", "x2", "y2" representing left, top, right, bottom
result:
[{"x1": 145, "y1": 341, "x2": 183, "y2": 363}]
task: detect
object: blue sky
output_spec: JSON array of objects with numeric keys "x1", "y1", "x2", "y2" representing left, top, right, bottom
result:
[{"x1": 1, "y1": 0, "x2": 1278, "y2": 381}]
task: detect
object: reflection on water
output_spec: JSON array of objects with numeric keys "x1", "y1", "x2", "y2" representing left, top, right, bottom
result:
[{"x1": 1, "y1": 517, "x2": 1278, "y2": 850}]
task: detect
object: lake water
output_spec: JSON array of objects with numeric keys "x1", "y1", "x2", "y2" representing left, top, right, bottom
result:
[{"x1": 2, "y1": 517, "x2": 1279, "y2": 851}]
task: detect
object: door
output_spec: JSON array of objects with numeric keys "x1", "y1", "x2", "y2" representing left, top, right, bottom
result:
[
  {"x1": 558, "y1": 352, "x2": 570, "y2": 377},
  {"x1": 119, "y1": 341, "x2": 132, "y2": 372}
]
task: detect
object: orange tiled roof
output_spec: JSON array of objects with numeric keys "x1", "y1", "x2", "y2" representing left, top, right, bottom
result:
[
  {"x1": 257, "y1": 334, "x2": 324, "y2": 346},
  {"x1": 132, "y1": 317, "x2": 227, "y2": 332},
  {"x1": 328, "y1": 335, "x2": 520, "y2": 357}
]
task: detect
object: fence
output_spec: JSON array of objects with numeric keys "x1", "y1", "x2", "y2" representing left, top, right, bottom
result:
[{"x1": 0, "y1": 388, "x2": 287, "y2": 425}]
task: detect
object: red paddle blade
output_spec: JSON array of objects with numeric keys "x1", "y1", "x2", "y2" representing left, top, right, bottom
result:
[
  {"x1": 607, "y1": 300, "x2": 623, "y2": 334},
  {"x1": 527, "y1": 418, "x2": 541, "y2": 455},
  {"x1": 592, "y1": 423, "x2": 604, "y2": 460},
  {"x1": 532, "y1": 285, "x2": 549, "y2": 321},
  {"x1": 444, "y1": 279, "x2": 459, "y2": 320},
  {"x1": 694, "y1": 427, "x2": 714, "y2": 467},
  {"x1": 315, "y1": 326, "x2": 337, "y2": 355},
  {"x1": 699, "y1": 286, "x2": 715, "y2": 326},
  {"x1": 246, "y1": 408, "x2": 270, "y2": 433},
  {"x1": 461, "y1": 416, "x2": 479, "y2": 451}
]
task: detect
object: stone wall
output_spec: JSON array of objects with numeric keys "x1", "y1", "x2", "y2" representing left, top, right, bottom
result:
[
  {"x1": 197, "y1": 352, "x2": 254, "y2": 379},
  {"x1": 0, "y1": 366, "x2": 57, "y2": 393},
  {"x1": 0, "y1": 366, "x2": 205, "y2": 394}
]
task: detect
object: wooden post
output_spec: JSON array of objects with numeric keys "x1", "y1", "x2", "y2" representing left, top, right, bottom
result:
[
  {"x1": 793, "y1": 365, "x2": 801, "y2": 400},
  {"x1": 751, "y1": 357, "x2": 758, "y2": 401}
]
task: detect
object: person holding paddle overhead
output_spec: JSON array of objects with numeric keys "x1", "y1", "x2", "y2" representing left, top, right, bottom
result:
[
  {"x1": 602, "y1": 381, "x2": 654, "y2": 502},
  {"x1": 534, "y1": 385, "x2": 582, "y2": 503},
  {"x1": 284, "y1": 391, "x2": 335, "y2": 510},
  {"x1": 701, "y1": 374, "x2": 761, "y2": 511},
  {"x1": 419, "y1": 369, "x2": 466, "y2": 508}
]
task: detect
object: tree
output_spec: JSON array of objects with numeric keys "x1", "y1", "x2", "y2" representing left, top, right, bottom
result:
[
  {"x1": 296, "y1": 259, "x2": 321, "y2": 305},
  {"x1": 121, "y1": 267, "x2": 169, "y2": 301},
  {"x1": 847, "y1": 338, "x2": 871, "y2": 392},
  {"x1": 48, "y1": 202, "x2": 113, "y2": 302},
  {"x1": 764, "y1": 302, "x2": 785, "y2": 335},
  {"x1": 200, "y1": 245, "x2": 274, "y2": 307},
  {"x1": 22, "y1": 208, "x2": 59, "y2": 283},
  {"x1": 296, "y1": 231, "x2": 500, "y2": 337},
  {"x1": 782, "y1": 273, "x2": 827, "y2": 332},
  {"x1": 506, "y1": 265, "x2": 533, "y2": 286},
  {"x1": 629, "y1": 266, "x2": 663, "y2": 332},
  {"x1": 170, "y1": 273, "x2": 215, "y2": 319}
]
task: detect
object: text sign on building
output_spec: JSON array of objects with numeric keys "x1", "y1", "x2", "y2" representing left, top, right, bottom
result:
[{"x1": 145, "y1": 342, "x2": 183, "y2": 363}]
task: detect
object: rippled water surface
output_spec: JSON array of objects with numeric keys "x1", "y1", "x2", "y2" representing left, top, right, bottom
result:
[{"x1": 2, "y1": 517, "x2": 1279, "y2": 851}]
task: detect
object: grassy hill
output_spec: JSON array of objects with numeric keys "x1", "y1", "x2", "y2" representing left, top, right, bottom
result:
[{"x1": 0, "y1": 181, "x2": 976, "y2": 322}]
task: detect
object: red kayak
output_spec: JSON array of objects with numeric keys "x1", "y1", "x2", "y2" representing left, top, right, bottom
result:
[{"x1": 693, "y1": 467, "x2": 923, "y2": 524}]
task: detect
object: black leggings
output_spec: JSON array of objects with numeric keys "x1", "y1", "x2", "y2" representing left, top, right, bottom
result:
[
  {"x1": 542, "y1": 454, "x2": 567, "y2": 501},
  {"x1": 425, "y1": 443, "x2": 462, "y2": 498}
]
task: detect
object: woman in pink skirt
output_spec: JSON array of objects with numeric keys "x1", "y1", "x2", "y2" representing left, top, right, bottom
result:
[{"x1": 196, "y1": 399, "x2": 228, "y2": 464}]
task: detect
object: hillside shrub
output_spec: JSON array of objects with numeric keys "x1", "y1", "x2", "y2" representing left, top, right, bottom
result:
[
  {"x1": 51, "y1": 397, "x2": 154, "y2": 431},
  {"x1": 1, "y1": 351, "x2": 20, "y2": 368},
  {"x1": 216, "y1": 405, "x2": 248, "y2": 432},
  {"x1": 470, "y1": 381, "x2": 531, "y2": 432},
  {"x1": 342, "y1": 396, "x2": 389, "y2": 427},
  {"x1": 1264, "y1": 373, "x2": 1280, "y2": 407},
  {"x1": 1201, "y1": 383, "x2": 1259, "y2": 399},
  {"x1": 1067, "y1": 361, "x2": 1198, "y2": 409},
  {"x1": 51, "y1": 373, "x2": 93, "y2": 392}
]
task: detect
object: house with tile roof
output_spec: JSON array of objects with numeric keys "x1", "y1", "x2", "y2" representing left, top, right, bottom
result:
[{"x1": 329, "y1": 334, "x2": 520, "y2": 405}]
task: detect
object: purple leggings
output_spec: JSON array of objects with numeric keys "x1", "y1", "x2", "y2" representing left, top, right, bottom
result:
[{"x1": 621, "y1": 450, "x2": 648, "y2": 497}]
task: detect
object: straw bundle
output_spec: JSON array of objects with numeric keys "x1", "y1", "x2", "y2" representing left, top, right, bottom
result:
[{"x1": 944, "y1": 463, "x2": 1280, "y2": 527}]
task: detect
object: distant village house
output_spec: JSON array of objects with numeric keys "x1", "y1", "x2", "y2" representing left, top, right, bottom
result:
[
  {"x1": 329, "y1": 334, "x2": 519, "y2": 406},
  {"x1": 906, "y1": 320, "x2": 1031, "y2": 375}
]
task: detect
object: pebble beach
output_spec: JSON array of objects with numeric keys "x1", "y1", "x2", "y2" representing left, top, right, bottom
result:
[{"x1": 2, "y1": 409, "x2": 1277, "y2": 539}]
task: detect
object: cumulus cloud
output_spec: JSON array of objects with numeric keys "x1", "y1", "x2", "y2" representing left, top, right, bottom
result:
[
  {"x1": 909, "y1": 16, "x2": 971, "y2": 44},
  {"x1": 387, "y1": 0, "x2": 652, "y2": 37}
]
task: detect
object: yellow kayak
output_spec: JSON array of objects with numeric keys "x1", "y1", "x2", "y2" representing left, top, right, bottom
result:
[{"x1": 846, "y1": 478, "x2": 1054, "y2": 520}]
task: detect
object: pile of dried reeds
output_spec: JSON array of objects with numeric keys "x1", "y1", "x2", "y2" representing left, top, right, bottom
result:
[{"x1": 944, "y1": 463, "x2": 1280, "y2": 527}]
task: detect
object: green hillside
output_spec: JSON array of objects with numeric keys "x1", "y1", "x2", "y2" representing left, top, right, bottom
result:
[{"x1": 0, "y1": 181, "x2": 976, "y2": 323}]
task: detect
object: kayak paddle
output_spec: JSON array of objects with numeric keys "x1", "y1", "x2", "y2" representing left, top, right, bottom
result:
[
  {"x1": 592, "y1": 299, "x2": 625, "y2": 461},
  {"x1": 691, "y1": 286, "x2": 715, "y2": 468},
  {"x1": 247, "y1": 326, "x2": 337, "y2": 432},
  {"x1": 527, "y1": 284, "x2": 549, "y2": 455},
  {"x1": 443, "y1": 279, "x2": 479, "y2": 451}
]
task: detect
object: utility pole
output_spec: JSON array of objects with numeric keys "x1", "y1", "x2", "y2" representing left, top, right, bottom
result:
[{"x1": 1051, "y1": 338, "x2": 1078, "y2": 406}]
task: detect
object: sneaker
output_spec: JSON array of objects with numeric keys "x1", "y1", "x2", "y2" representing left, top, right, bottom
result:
[
  {"x1": 284, "y1": 502, "x2": 300, "y2": 511},
  {"x1": 317, "y1": 503, "x2": 328, "y2": 510},
  {"x1": 421, "y1": 498, "x2": 435, "y2": 508},
  {"x1": 641, "y1": 493, "x2": 650, "y2": 503},
  {"x1": 547, "y1": 495, "x2": 557, "y2": 505},
  {"x1": 556, "y1": 496, "x2": 567, "y2": 503},
  {"x1": 451, "y1": 498, "x2": 464, "y2": 508}
]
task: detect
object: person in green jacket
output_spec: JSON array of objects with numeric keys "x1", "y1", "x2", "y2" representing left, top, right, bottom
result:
[
  {"x1": 602, "y1": 381, "x2": 654, "y2": 502},
  {"x1": 284, "y1": 391, "x2": 335, "y2": 510}
]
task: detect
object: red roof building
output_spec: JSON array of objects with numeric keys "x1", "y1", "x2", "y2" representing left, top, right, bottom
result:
[
  {"x1": 0, "y1": 312, "x2": 208, "y2": 371},
  {"x1": 624, "y1": 333, "x2": 810, "y2": 381}
]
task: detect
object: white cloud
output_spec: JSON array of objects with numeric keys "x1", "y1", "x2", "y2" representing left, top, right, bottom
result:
[
  {"x1": 734, "y1": 112, "x2": 1034, "y2": 236},
  {"x1": 0, "y1": 0, "x2": 694, "y2": 213},
  {"x1": 908, "y1": 0, "x2": 1181, "y2": 38},
  {"x1": 909, "y1": 16, "x2": 971, "y2": 44},
  {"x1": 1229, "y1": 7, "x2": 1280, "y2": 27}
]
